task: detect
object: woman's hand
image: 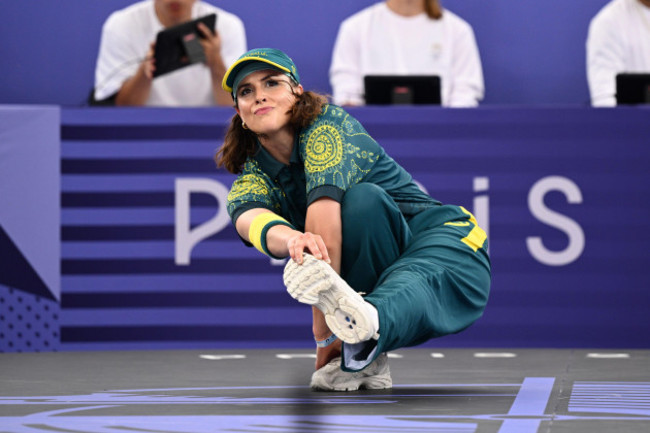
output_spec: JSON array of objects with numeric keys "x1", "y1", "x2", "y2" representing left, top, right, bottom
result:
[{"x1": 286, "y1": 231, "x2": 331, "y2": 265}]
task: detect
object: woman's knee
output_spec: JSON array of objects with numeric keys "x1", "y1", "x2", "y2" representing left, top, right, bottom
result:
[{"x1": 341, "y1": 183, "x2": 392, "y2": 220}]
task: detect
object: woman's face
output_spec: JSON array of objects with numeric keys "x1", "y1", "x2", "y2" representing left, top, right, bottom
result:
[{"x1": 235, "y1": 69, "x2": 303, "y2": 137}]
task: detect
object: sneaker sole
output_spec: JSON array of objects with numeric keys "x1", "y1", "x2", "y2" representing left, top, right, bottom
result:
[
  {"x1": 284, "y1": 254, "x2": 375, "y2": 344},
  {"x1": 311, "y1": 376, "x2": 393, "y2": 392},
  {"x1": 310, "y1": 355, "x2": 393, "y2": 391}
]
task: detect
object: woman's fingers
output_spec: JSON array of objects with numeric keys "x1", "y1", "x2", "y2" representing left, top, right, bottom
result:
[
  {"x1": 305, "y1": 233, "x2": 323, "y2": 260},
  {"x1": 287, "y1": 232, "x2": 330, "y2": 264},
  {"x1": 314, "y1": 236, "x2": 331, "y2": 264}
]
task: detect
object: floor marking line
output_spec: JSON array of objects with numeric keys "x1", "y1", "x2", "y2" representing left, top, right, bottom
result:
[
  {"x1": 474, "y1": 352, "x2": 517, "y2": 358},
  {"x1": 276, "y1": 354, "x2": 317, "y2": 359},
  {"x1": 199, "y1": 354, "x2": 246, "y2": 361},
  {"x1": 586, "y1": 353, "x2": 630, "y2": 359},
  {"x1": 498, "y1": 377, "x2": 556, "y2": 433}
]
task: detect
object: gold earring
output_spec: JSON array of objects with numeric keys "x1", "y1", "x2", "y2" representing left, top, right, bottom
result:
[{"x1": 242, "y1": 121, "x2": 248, "y2": 130}]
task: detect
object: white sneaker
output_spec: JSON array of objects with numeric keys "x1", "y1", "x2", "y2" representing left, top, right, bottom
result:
[
  {"x1": 283, "y1": 254, "x2": 379, "y2": 344},
  {"x1": 310, "y1": 353, "x2": 392, "y2": 391}
]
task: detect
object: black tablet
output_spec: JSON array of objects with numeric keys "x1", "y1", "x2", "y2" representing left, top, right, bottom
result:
[
  {"x1": 153, "y1": 13, "x2": 217, "y2": 78},
  {"x1": 364, "y1": 75, "x2": 441, "y2": 105},
  {"x1": 616, "y1": 73, "x2": 650, "y2": 105}
]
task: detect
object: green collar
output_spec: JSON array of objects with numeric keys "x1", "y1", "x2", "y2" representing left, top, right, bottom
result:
[{"x1": 253, "y1": 136, "x2": 301, "y2": 179}]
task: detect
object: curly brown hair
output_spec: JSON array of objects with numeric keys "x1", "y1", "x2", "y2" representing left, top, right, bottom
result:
[{"x1": 215, "y1": 90, "x2": 328, "y2": 174}]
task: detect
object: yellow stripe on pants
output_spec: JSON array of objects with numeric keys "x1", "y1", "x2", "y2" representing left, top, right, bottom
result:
[{"x1": 444, "y1": 206, "x2": 487, "y2": 252}]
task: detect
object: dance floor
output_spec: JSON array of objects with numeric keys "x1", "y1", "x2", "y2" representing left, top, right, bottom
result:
[{"x1": 1, "y1": 348, "x2": 649, "y2": 432}]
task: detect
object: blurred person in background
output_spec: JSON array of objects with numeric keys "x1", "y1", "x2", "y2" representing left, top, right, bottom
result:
[
  {"x1": 329, "y1": 0, "x2": 484, "y2": 107},
  {"x1": 587, "y1": 0, "x2": 650, "y2": 106},
  {"x1": 93, "y1": 0, "x2": 246, "y2": 106}
]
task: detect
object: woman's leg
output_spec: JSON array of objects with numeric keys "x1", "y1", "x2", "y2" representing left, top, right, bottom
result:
[
  {"x1": 285, "y1": 184, "x2": 491, "y2": 372},
  {"x1": 339, "y1": 183, "x2": 412, "y2": 293},
  {"x1": 285, "y1": 183, "x2": 413, "y2": 366},
  {"x1": 365, "y1": 206, "x2": 491, "y2": 357}
]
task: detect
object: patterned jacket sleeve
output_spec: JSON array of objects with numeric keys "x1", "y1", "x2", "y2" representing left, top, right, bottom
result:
[
  {"x1": 226, "y1": 161, "x2": 281, "y2": 224},
  {"x1": 300, "y1": 105, "x2": 382, "y2": 205}
]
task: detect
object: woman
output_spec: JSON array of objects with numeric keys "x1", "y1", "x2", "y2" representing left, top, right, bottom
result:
[
  {"x1": 216, "y1": 48, "x2": 490, "y2": 391},
  {"x1": 330, "y1": 0, "x2": 484, "y2": 107}
]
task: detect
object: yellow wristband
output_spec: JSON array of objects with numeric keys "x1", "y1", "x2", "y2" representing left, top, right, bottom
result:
[{"x1": 248, "y1": 212, "x2": 294, "y2": 257}]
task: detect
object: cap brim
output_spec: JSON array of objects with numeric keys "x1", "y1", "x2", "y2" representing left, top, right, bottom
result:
[{"x1": 222, "y1": 56, "x2": 292, "y2": 93}]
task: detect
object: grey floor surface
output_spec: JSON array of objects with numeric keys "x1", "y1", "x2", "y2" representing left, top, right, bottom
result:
[{"x1": 1, "y1": 348, "x2": 649, "y2": 432}]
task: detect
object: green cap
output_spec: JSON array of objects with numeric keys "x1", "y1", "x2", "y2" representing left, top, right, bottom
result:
[{"x1": 222, "y1": 48, "x2": 301, "y2": 97}]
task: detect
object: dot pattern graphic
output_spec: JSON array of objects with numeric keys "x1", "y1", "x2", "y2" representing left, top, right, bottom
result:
[{"x1": 0, "y1": 284, "x2": 60, "y2": 352}]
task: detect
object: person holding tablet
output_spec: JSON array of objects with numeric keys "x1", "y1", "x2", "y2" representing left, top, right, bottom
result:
[
  {"x1": 93, "y1": 0, "x2": 247, "y2": 106},
  {"x1": 217, "y1": 48, "x2": 491, "y2": 390},
  {"x1": 329, "y1": 0, "x2": 484, "y2": 107},
  {"x1": 586, "y1": 0, "x2": 650, "y2": 106}
]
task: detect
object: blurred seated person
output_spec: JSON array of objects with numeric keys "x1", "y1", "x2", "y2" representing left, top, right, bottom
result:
[
  {"x1": 329, "y1": 0, "x2": 484, "y2": 107},
  {"x1": 93, "y1": 0, "x2": 247, "y2": 106},
  {"x1": 587, "y1": 0, "x2": 650, "y2": 106}
]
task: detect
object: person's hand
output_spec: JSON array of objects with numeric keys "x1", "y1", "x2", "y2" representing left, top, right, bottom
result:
[
  {"x1": 197, "y1": 22, "x2": 223, "y2": 72},
  {"x1": 315, "y1": 336, "x2": 341, "y2": 370},
  {"x1": 141, "y1": 42, "x2": 156, "y2": 80},
  {"x1": 286, "y1": 231, "x2": 331, "y2": 265}
]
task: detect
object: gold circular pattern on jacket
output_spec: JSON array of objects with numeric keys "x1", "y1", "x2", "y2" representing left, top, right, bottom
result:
[
  {"x1": 227, "y1": 173, "x2": 270, "y2": 203},
  {"x1": 305, "y1": 124, "x2": 343, "y2": 173}
]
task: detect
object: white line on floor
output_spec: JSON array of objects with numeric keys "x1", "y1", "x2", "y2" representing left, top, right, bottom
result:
[
  {"x1": 474, "y1": 352, "x2": 517, "y2": 358},
  {"x1": 276, "y1": 353, "x2": 317, "y2": 359},
  {"x1": 586, "y1": 353, "x2": 630, "y2": 359},
  {"x1": 199, "y1": 354, "x2": 246, "y2": 360}
]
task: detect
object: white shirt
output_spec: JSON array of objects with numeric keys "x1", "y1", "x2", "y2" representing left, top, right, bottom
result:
[
  {"x1": 329, "y1": 3, "x2": 484, "y2": 107},
  {"x1": 587, "y1": 0, "x2": 650, "y2": 106},
  {"x1": 94, "y1": 0, "x2": 246, "y2": 106}
]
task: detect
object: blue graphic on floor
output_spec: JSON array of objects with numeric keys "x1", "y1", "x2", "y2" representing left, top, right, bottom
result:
[{"x1": 2, "y1": 378, "x2": 650, "y2": 432}]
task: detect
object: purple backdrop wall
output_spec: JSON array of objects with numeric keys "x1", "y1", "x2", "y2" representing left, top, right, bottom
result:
[
  {"x1": 2, "y1": 104, "x2": 649, "y2": 352},
  {"x1": 1, "y1": 0, "x2": 610, "y2": 106},
  {"x1": 53, "y1": 105, "x2": 650, "y2": 351}
]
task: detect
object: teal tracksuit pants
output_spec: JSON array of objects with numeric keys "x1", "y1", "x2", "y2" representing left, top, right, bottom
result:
[{"x1": 338, "y1": 183, "x2": 491, "y2": 371}]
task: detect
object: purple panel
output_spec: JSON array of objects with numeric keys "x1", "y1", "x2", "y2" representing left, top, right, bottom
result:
[
  {"x1": 0, "y1": 284, "x2": 60, "y2": 352},
  {"x1": 0, "y1": 105, "x2": 60, "y2": 301},
  {"x1": 56, "y1": 106, "x2": 650, "y2": 351}
]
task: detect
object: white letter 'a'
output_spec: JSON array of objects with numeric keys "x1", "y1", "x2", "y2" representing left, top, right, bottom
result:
[
  {"x1": 526, "y1": 176, "x2": 585, "y2": 266},
  {"x1": 175, "y1": 178, "x2": 230, "y2": 265}
]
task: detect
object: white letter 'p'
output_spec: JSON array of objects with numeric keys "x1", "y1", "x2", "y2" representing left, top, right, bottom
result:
[{"x1": 175, "y1": 178, "x2": 230, "y2": 265}]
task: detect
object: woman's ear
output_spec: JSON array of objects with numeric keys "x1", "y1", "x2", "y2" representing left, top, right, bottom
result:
[{"x1": 296, "y1": 84, "x2": 304, "y2": 96}]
